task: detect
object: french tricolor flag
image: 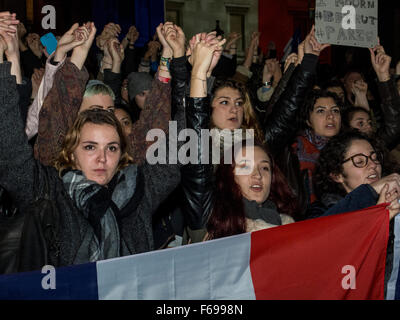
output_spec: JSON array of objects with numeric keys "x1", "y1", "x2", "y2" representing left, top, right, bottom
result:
[{"x1": 0, "y1": 204, "x2": 398, "y2": 300}]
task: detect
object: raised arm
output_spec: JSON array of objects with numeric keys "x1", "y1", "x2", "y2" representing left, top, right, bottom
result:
[
  {"x1": 0, "y1": 59, "x2": 37, "y2": 208},
  {"x1": 369, "y1": 44, "x2": 400, "y2": 150},
  {"x1": 180, "y1": 30, "x2": 226, "y2": 231},
  {"x1": 127, "y1": 22, "x2": 175, "y2": 164},
  {"x1": 264, "y1": 26, "x2": 330, "y2": 155},
  {"x1": 121, "y1": 26, "x2": 141, "y2": 76},
  {"x1": 1, "y1": 14, "x2": 33, "y2": 121},
  {"x1": 103, "y1": 38, "x2": 124, "y2": 104},
  {"x1": 34, "y1": 23, "x2": 96, "y2": 166}
]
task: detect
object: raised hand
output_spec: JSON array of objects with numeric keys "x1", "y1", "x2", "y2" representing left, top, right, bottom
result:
[
  {"x1": 0, "y1": 12, "x2": 19, "y2": 34},
  {"x1": 264, "y1": 58, "x2": 277, "y2": 79},
  {"x1": 191, "y1": 37, "x2": 226, "y2": 78},
  {"x1": 96, "y1": 22, "x2": 120, "y2": 50},
  {"x1": 352, "y1": 79, "x2": 370, "y2": 110},
  {"x1": 156, "y1": 23, "x2": 173, "y2": 58},
  {"x1": 143, "y1": 39, "x2": 161, "y2": 61},
  {"x1": 251, "y1": 31, "x2": 260, "y2": 48},
  {"x1": 284, "y1": 53, "x2": 298, "y2": 73},
  {"x1": 107, "y1": 38, "x2": 124, "y2": 73},
  {"x1": 26, "y1": 33, "x2": 43, "y2": 59},
  {"x1": 351, "y1": 79, "x2": 368, "y2": 97},
  {"x1": 17, "y1": 22, "x2": 26, "y2": 38},
  {"x1": 369, "y1": 41, "x2": 391, "y2": 82},
  {"x1": 54, "y1": 23, "x2": 87, "y2": 62},
  {"x1": 203, "y1": 31, "x2": 225, "y2": 77},
  {"x1": 108, "y1": 38, "x2": 124, "y2": 63},
  {"x1": 0, "y1": 28, "x2": 22, "y2": 83},
  {"x1": 101, "y1": 22, "x2": 121, "y2": 39},
  {"x1": 304, "y1": 25, "x2": 330, "y2": 57},
  {"x1": 225, "y1": 31, "x2": 241, "y2": 51},
  {"x1": 70, "y1": 22, "x2": 97, "y2": 70},
  {"x1": 121, "y1": 25, "x2": 139, "y2": 50},
  {"x1": 128, "y1": 26, "x2": 139, "y2": 44},
  {"x1": 164, "y1": 22, "x2": 186, "y2": 58},
  {"x1": 190, "y1": 37, "x2": 226, "y2": 98},
  {"x1": 0, "y1": 28, "x2": 19, "y2": 59}
]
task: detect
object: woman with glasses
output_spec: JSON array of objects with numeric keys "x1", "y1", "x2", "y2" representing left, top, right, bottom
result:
[
  {"x1": 310, "y1": 130, "x2": 400, "y2": 295},
  {"x1": 308, "y1": 130, "x2": 400, "y2": 220}
]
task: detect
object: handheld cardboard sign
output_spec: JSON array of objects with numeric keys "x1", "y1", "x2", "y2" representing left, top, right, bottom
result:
[{"x1": 315, "y1": 0, "x2": 378, "y2": 48}]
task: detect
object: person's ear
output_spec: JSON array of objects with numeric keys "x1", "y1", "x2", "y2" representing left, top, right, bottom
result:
[
  {"x1": 71, "y1": 153, "x2": 75, "y2": 162},
  {"x1": 329, "y1": 172, "x2": 344, "y2": 184}
]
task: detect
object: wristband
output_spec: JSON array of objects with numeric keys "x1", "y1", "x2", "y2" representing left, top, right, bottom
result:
[
  {"x1": 158, "y1": 74, "x2": 171, "y2": 84},
  {"x1": 160, "y1": 56, "x2": 171, "y2": 70},
  {"x1": 261, "y1": 86, "x2": 272, "y2": 93}
]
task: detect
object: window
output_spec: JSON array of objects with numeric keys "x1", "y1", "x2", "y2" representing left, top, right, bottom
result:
[
  {"x1": 225, "y1": 4, "x2": 250, "y2": 55},
  {"x1": 166, "y1": 1, "x2": 184, "y2": 27},
  {"x1": 229, "y1": 13, "x2": 245, "y2": 52}
]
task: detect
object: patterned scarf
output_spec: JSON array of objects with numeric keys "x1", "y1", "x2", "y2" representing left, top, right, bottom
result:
[
  {"x1": 293, "y1": 129, "x2": 330, "y2": 204},
  {"x1": 62, "y1": 165, "x2": 138, "y2": 263}
]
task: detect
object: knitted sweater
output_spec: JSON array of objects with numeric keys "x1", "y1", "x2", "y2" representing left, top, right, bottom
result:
[
  {"x1": 34, "y1": 59, "x2": 172, "y2": 166},
  {"x1": 0, "y1": 62, "x2": 182, "y2": 268}
]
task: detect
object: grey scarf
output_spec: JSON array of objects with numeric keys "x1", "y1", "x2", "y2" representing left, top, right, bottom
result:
[
  {"x1": 62, "y1": 165, "x2": 138, "y2": 263},
  {"x1": 243, "y1": 198, "x2": 282, "y2": 226}
]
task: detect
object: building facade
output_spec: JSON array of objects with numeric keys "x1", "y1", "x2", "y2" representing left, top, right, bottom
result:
[{"x1": 166, "y1": 0, "x2": 259, "y2": 60}]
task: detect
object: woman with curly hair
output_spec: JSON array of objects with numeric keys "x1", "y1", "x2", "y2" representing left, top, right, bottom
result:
[
  {"x1": 292, "y1": 89, "x2": 343, "y2": 205},
  {"x1": 309, "y1": 130, "x2": 400, "y2": 219},
  {"x1": 309, "y1": 130, "x2": 400, "y2": 295}
]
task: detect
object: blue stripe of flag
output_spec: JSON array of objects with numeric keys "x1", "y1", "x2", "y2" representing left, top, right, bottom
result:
[{"x1": 0, "y1": 262, "x2": 98, "y2": 300}]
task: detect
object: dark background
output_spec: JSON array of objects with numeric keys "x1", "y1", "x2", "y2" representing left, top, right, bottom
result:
[{"x1": 1, "y1": 0, "x2": 399, "y2": 68}]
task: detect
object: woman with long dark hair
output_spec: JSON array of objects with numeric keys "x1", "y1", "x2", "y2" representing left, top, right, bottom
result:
[{"x1": 206, "y1": 140, "x2": 297, "y2": 240}]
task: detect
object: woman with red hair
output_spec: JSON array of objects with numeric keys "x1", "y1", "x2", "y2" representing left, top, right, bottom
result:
[{"x1": 206, "y1": 140, "x2": 297, "y2": 240}]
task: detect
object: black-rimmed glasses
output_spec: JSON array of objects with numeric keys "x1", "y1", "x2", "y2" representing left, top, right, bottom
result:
[{"x1": 342, "y1": 151, "x2": 382, "y2": 168}]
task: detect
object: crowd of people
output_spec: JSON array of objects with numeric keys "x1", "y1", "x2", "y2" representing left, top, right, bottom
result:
[{"x1": 1, "y1": 10, "x2": 400, "y2": 291}]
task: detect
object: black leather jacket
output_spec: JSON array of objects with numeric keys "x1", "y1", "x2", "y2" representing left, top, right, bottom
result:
[
  {"x1": 180, "y1": 54, "x2": 319, "y2": 229},
  {"x1": 376, "y1": 77, "x2": 400, "y2": 151}
]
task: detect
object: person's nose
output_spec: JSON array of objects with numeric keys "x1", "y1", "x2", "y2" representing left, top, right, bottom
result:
[
  {"x1": 326, "y1": 109, "x2": 337, "y2": 119},
  {"x1": 252, "y1": 167, "x2": 262, "y2": 179},
  {"x1": 367, "y1": 156, "x2": 378, "y2": 169},
  {"x1": 229, "y1": 104, "x2": 238, "y2": 114},
  {"x1": 97, "y1": 149, "x2": 107, "y2": 164}
]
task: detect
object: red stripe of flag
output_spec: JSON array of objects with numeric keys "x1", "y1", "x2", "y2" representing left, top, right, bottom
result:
[{"x1": 250, "y1": 204, "x2": 389, "y2": 300}]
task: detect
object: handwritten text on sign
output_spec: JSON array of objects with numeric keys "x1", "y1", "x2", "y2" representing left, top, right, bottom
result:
[{"x1": 315, "y1": 0, "x2": 378, "y2": 48}]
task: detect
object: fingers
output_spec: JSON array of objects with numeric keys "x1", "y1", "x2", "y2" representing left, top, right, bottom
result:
[
  {"x1": 215, "y1": 38, "x2": 226, "y2": 50},
  {"x1": 0, "y1": 35, "x2": 8, "y2": 52},
  {"x1": 377, "y1": 184, "x2": 390, "y2": 205},
  {"x1": 0, "y1": 29, "x2": 12, "y2": 42},
  {"x1": 0, "y1": 15, "x2": 19, "y2": 34},
  {"x1": 87, "y1": 22, "x2": 97, "y2": 39},
  {"x1": 67, "y1": 23, "x2": 80, "y2": 35},
  {"x1": 384, "y1": 174, "x2": 400, "y2": 195},
  {"x1": 104, "y1": 23, "x2": 121, "y2": 37},
  {"x1": 284, "y1": 53, "x2": 299, "y2": 71}
]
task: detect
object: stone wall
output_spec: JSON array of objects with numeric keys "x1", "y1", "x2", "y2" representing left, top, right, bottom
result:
[{"x1": 166, "y1": 0, "x2": 258, "y2": 59}]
